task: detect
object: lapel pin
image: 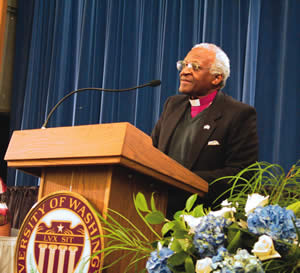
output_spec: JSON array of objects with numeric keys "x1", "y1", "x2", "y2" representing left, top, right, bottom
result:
[{"x1": 203, "y1": 124, "x2": 210, "y2": 130}]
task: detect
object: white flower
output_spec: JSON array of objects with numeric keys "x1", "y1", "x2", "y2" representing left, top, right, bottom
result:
[
  {"x1": 209, "y1": 206, "x2": 236, "y2": 219},
  {"x1": 157, "y1": 241, "x2": 163, "y2": 251},
  {"x1": 252, "y1": 235, "x2": 281, "y2": 261},
  {"x1": 195, "y1": 257, "x2": 212, "y2": 273},
  {"x1": 245, "y1": 193, "x2": 269, "y2": 216},
  {"x1": 183, "y1": 215, "x2": 203, "y2": 230},
  {"x1": 221, "y1": 199, "x2": 232, "y2": 207},
  {"x1": 221, "y1": 199, "x2": 239, "y2": 208}
]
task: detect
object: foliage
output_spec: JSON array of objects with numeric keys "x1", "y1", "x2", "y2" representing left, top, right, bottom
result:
[
  {"x1": 213, "y1": 160, "x2": 300, "y2": 213},
  {"x1": 94, "y1": 161, "x2": 300, "y2": 272}
]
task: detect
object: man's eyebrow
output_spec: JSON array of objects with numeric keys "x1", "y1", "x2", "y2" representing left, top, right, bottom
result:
[{"x1": 183, "y1": 59, "x2": 201, "y2": 64}]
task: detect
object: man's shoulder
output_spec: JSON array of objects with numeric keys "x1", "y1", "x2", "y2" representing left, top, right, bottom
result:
[
  {"x1": 219, "y1": 91, "x2": 255, "y2": 112},
  {"x1": 167, "y1": 94, "x2": 188, "y2": 102},
  {"x1": 163, "y1": 94, "x2": 188, "y2": 107}
]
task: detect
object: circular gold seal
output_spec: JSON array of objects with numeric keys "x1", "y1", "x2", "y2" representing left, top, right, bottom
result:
[{"x1": 15, "y1": 191, "x2": 104, "y2": 273}]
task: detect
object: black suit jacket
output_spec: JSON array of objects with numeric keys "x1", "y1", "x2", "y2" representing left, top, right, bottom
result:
[{"x1": 151, "y1": 91, "x2": 259, "y2": 206}]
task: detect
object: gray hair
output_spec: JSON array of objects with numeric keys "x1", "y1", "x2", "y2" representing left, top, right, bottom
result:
[{"x1": 193, "y1": 43, "x2": 230, "y2": 89}]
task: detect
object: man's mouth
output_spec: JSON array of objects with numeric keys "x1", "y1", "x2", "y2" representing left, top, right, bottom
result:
[{"x1": 180, "y1": 78, "x2": 192, "y2": 83}]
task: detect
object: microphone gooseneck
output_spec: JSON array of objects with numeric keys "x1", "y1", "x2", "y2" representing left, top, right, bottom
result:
[
  {"x1": 41, "y1": 80, "x2": 161, "y2": 129},
  {"x1": 148, "y1": 80, "x2": 161, "y2": 87}
]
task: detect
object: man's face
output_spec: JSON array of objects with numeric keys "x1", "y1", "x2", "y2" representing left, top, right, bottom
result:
[{"x1": 179, "y1": 47, "x2": 218, "y2": 97}]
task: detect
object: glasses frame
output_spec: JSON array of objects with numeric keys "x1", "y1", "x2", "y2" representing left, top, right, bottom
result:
[{"x1": 176, "y1": 60, "x2": 210, "y2": 72}]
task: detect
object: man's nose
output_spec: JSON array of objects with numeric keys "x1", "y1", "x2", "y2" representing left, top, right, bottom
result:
[{"x1": 180, "y1": 67, "x2": 192, "y2": 77}]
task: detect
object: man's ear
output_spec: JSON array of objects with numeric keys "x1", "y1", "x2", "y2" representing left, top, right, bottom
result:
[{"x1": 212, "y1": 74, "x2": 223, "y2": 86}]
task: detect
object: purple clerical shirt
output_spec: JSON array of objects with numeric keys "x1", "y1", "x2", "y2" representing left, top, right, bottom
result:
[{"x1": 190, "y1": 90, "x2": 218, "y2": 118}]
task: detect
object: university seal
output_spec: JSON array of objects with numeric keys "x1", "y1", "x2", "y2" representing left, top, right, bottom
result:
[{"x1": 15, "y1": 191, "x2": 104, "y2": 273}]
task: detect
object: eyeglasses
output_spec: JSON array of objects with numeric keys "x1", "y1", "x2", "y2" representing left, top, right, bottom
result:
[{"x1": 176, "y1": 60, "x2": 209, "y2": 72}]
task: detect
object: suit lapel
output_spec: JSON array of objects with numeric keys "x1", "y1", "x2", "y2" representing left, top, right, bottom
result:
[{"x1": 185, "y1": 92, "x2": 224, "y2": 169}]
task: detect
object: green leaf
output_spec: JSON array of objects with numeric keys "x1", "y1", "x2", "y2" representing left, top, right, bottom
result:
[
  {"x1": 161, "y1": 222, "x2": 175, "y2": 236},
  {"x1": 184, "y1": 256, "x2": 194, "y2": 273},
  {"x1": 169, "y1": 239, "x2": 183, "y2": 252},
  {"x1": 227, "y1": 223, "x2": 257, "y2": 251},
  {"x1": 192, "y1": 204, "x2": 205, "y2": 217},
  {"x1": 167, "y1": 251, "x2": 187, "y2": 266},
  {"x1": 227, "y1": 229, "x2": 241, "y2": 253},
  {"x1": 287, "y1": 201, "x2": 300, "y2": 217},
  {"x1": 177, "y1": 239, "x2": 190, "y2": 252},
  {"x1": 174, "y1": 210, "x2": 183, "y2": 220},
  {"x1": 145, "y1": 211, "x2": 165, "y2": 224},
  {"x1": 150, "y1": 193, "x2": 157, "y2": 211},
  {"x1": 185, "y1": 194, "x2": 198, "y2": 212},
  {"x1": 134, "y1": 193, "x2": 149, "y2": 212},
  {"x1": 173, "y1": 220, "x2": 187, "y2": 230},
  {"x1": 173, "y1": 229, "x2": 188, "y2": 239}
]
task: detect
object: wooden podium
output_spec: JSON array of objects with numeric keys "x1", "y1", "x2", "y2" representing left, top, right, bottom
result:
[{"x1": 5, "y1": 122, "x2": 208, "y2": 272}]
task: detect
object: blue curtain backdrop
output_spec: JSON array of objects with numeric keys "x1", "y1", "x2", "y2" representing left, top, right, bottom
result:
[{"x1": 8, "y1": 0, "x2": 300, "y2": 186}]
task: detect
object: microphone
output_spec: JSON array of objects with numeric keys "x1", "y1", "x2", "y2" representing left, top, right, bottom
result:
[
  {"x1": 147, "y1": 80, "x2": 161, "y2": 87},
  {"x1": 41, "y1": 80, "x2": 161, "y2": 128}
]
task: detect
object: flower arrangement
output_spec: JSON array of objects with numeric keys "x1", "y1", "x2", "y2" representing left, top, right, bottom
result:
[{"x1": 94, "y1": 161, "x2": 300, "y2": 272}]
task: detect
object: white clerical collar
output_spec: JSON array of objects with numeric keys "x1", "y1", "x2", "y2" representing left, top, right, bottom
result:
[{"x1": 189, "y1": 98, "x2": 201, "y2": 106}]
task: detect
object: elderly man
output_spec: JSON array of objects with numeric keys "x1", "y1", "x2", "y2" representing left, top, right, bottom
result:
[{"x1": 151, "y1": 43, "x2": 258, "y2": 213}]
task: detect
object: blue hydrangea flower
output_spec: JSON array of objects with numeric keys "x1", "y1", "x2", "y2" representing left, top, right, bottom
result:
[
  {"x1": 211, "y1": 249, "x2": 265, "y2": 273},
  {"x1": 247, "y1": 205, "x2": 297, "y2": 243},
  {"x1": 233, "y1": 249, "x2": 264, "y2": 273},
  {"x1": 193, "y1": 215, "x2": 232, "y2": 258},
  {"x1": 212, "y1": 246, "x2": 228, "y2": 263},
  {"x1": 146, "y1": 247, "x2": 174, "y2": 273}
]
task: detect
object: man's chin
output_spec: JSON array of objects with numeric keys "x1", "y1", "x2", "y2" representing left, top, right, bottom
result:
[{"x1": 179, "y1": 88, "x2": 192, "y2": 95}]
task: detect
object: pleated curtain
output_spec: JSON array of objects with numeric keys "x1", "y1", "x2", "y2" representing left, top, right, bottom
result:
[{"x1": 8, "y1": 0, "x2": 300, "y2": 186}]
